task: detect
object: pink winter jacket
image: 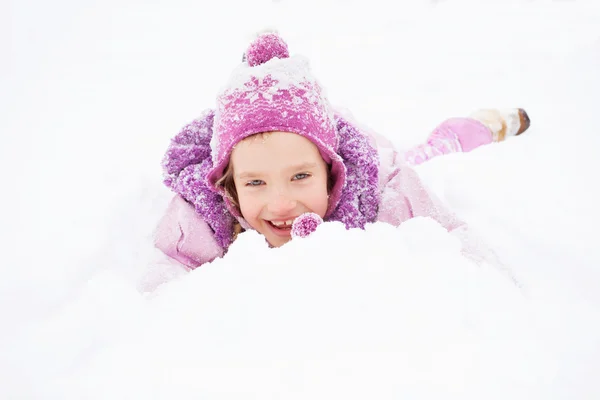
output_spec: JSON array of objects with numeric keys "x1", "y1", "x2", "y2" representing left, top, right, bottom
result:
[{"x1": 153, "y1": 118, "x2": 465, "y2": 270}]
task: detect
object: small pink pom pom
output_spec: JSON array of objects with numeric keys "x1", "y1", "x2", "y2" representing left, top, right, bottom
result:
[
  {"x1": 245, "y1": 32, "x2": 290, "y2": 67},
  {"x1": 291, "y1": 212, "x2": 323, "y2": 239}
]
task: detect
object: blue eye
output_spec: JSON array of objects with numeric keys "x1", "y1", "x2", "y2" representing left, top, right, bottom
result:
[
  {"x1": 293, "y1": 173, "x2": 310, "y2": 181},
  {"x1": 246, "y1": 179, "x2": 264, "y2": 187}
]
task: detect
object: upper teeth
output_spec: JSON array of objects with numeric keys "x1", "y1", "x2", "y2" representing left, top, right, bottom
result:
[{"x1": 272, "y1": 220, "x2": 293, "y2": 227}]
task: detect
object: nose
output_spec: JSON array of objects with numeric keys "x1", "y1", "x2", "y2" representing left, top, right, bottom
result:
[{"x1": 267, "y1": 192, "x2": 297, "y2": 215}]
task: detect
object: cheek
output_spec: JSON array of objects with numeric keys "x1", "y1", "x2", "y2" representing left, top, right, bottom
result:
[
  {"x1": 305, "y1": 176, "x2": 330, "y2": 217},
  {"x1": 237, "y1": 191, "x2": 262, "y2": 222}
]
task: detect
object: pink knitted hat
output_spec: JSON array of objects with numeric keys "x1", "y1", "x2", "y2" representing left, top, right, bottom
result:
[{"x1": 206, "y1": 32, "x2": 346, "y2": 218}]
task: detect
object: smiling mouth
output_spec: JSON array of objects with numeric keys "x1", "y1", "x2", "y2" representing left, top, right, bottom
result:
[
  {"x1": 270, "y1": 219, "x2": 294, "y2": 228},
  {"x1": 267, "y1": 219, "x2": 295, "y2": 233}
]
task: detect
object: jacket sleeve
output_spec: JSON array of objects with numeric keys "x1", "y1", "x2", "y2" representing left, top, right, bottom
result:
[
  {"x1": 378, "y1": 160, "x2": 466, "y2": 231},
  {"x1": 373, "y1": 132, "x2": 465, "y2": 232},
  {"x1": 153, "y1": 194, "x2": 225, "y2": 269},
  {"x1": 154, "y1": 108, "x2": 233, "y2": 269}
]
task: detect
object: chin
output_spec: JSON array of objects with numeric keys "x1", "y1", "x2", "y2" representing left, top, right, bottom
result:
[{"x1": 266, "y1": 236, "x2": 292, "y2": 248}]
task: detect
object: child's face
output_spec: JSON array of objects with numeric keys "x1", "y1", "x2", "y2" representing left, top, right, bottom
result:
[{"x1": 230, "y1": 131, "x2": 329, "y2": 247}]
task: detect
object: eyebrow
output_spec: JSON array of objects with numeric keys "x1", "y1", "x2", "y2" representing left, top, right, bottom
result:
[
  {"x1": 235, "y1": 162, "x2": 318, "y2": 180},
  {"x1": 235, "y1": 171, "x2": 261, "y2": 180},
  {"x1": 288, "y1": 162, "x2": 317, "y2": 172}
]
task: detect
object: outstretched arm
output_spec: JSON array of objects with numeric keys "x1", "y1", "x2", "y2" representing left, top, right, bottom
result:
[{"x1": 368, "y1": 127, "x2": 465, "y2": 231}]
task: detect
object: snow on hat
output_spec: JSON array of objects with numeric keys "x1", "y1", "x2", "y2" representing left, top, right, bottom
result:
[{"x1": 206, "y1": 32, "x2": 346, "y2": 218}]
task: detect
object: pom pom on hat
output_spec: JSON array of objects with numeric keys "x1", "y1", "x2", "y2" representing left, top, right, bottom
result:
[
  {"x1": 245, "y1": 32, "x2": 290, "y2": 67},
  {"x1": 291, "y1": 212, "x2": 323, "y2": 239}
]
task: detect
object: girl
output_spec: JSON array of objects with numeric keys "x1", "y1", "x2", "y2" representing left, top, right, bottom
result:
[{"x1": 154, "y1": 32, "x2": 530, "y2": 270}]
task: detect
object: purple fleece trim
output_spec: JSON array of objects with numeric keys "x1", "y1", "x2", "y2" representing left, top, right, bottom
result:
[
  {"x1": 161, "y1": 110, "x2": 380, "y2": 251},
  {"x1": 326, "y1": 116, "x2": 380, "y2": 229},
  {"x1": 161, "y1": 110, "x2": 236, "y2": 248}
]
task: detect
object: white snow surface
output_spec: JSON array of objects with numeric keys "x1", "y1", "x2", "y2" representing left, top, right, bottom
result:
[{"x1": 2, "y1": 0, "x2": 600, "y2": 399}]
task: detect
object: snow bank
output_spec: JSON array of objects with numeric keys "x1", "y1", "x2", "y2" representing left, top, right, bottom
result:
[{"x1": 9, "y1": 209, "x2": 557, "y2": 399}]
